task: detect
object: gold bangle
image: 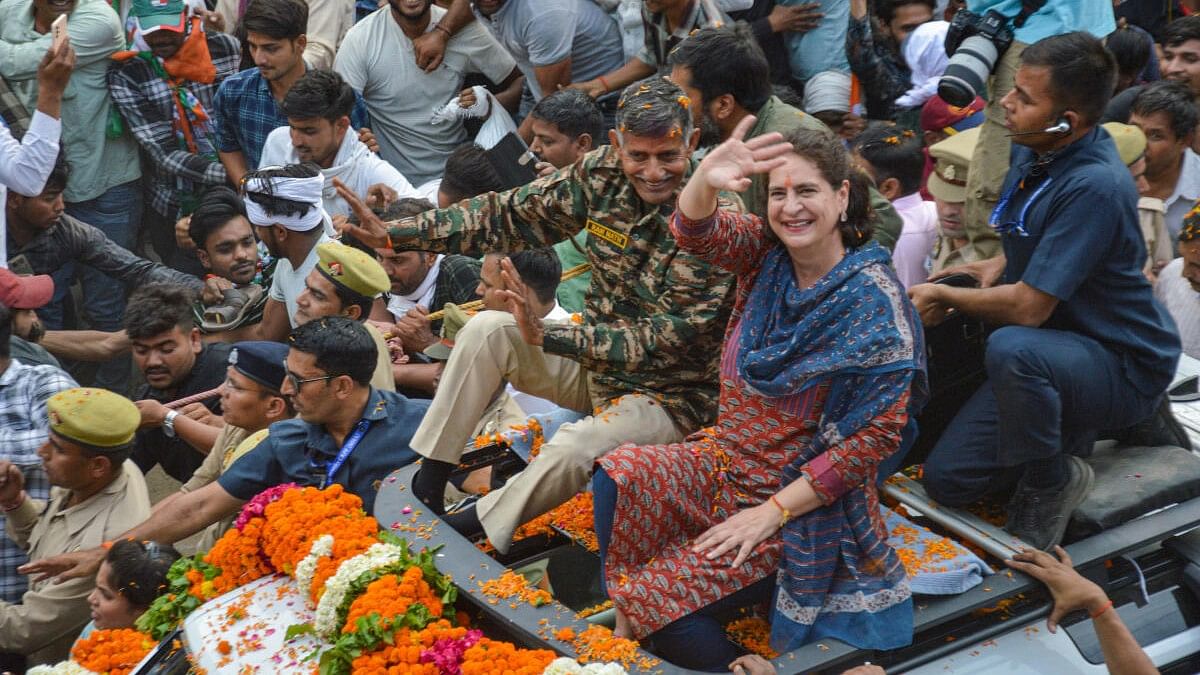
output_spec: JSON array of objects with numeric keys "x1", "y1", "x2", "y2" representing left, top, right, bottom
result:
[{"x1": 769, "y1": 495, "x2": 790, "y2": 529}]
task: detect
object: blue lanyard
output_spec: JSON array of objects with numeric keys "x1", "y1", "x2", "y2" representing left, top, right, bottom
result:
[
  {"x1": 320, "y1": 418, "x2": 372, "y2": 489},
  {"x1": 989, "y1": 174, "x2": 1054, "y2": 237}
]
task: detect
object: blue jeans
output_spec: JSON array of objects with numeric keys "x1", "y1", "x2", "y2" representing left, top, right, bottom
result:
[
  {"x1": 593, "y1": 467, "x2": 776, "y2": 671},
  {"x1": 923, "y1": 326, "x2": 1159, "y2": 506},
  {"x1": 52, "y1": 180, "x2": 143, "y2": 394}
]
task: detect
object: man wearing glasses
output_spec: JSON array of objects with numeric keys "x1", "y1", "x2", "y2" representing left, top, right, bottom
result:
[
  {"x1": 20, "y1": 317, "x2": 430, "y2": 586},
  {"x1": 907, "y1": 33, "x2": 1182, "y2": 552}
]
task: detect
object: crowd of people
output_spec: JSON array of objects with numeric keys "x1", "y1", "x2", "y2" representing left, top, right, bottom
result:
[{"x1": 0, "y1": 0, "x2": 1193, "y2": 672}]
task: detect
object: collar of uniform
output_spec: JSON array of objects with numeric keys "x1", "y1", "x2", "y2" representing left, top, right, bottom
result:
[
  {"x1": 50, "y1": 461, "x2": 132, "y2": 541},
  {"x1": 1012, "y1": 125, "x2": 1102, "y2": 182},
  {"x1": 1167, "y1": 148, "x2": 1200, "y2": 210},
  {"x1": 0, "y1": 358, "x2": 31, "y2": 389},
  {"x1": 304, "y1": 387, "x2": 389, "y2": 456}
]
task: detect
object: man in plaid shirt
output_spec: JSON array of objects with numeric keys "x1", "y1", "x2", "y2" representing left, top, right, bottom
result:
[
  {"x1": 108, "y1": 0, "x2": 241, "y2": 268},
  {"x1": 0, "y1": 271, "x2": 76, "y2": 606},
  {"x1": 212, "y1": 0, "x2": 370, "y2": 186}
]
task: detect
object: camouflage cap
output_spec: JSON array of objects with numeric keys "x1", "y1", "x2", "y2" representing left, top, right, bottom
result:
[
  {"x1": 422, "y1": 303, "x2": 472, "y2": 360},
  {"x1": 47, "y1": 388, "x2": 140, "y2": 449},
  {"x1": 316, "y1": 241, "x2": 389, "y2": 299}
]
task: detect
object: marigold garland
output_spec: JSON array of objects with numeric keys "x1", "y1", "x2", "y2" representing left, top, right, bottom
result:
[
  {"x1": 70, "y1": 628, "x2": 155, "y2": 675},
  {"x1": 259, "y1": 484, "x2": 376, "y2": 575},
  {"x1": 342, "y1": 566, "x2": 443, "y2": 633},
  {"x1": 458, "y1": 638, "x2": 555, "y2": 674}
]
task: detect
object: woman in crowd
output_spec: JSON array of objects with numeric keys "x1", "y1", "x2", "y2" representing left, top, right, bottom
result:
[
  {"x1": 592, "y1": 121, "x2": 927, "y2": 671},
  {"x1": 81, "y1": 540, "x2": 180, "y2": 637}
]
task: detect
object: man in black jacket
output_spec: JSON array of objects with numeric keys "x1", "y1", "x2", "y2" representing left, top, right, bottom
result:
[{"x1": 6, "y1": 161, "x2": 201, "y2": 298}]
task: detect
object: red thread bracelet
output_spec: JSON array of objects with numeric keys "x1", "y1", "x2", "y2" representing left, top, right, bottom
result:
[
  {"x1": 598, "y1": 75, "x2": 611, "y2": 93},
  {"x1": 1089, "y1": 599, "x2": 1114, "y2": 619}
]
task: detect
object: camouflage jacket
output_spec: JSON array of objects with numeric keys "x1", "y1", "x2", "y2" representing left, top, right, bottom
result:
[{"x1": 385, "y1": 145, "x2": 738, "y2": 430}]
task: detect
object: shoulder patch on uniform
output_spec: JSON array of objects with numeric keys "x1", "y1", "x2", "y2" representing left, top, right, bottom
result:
[{"x1": 586, "y1": 219, "x2": 629, "y2": 250}]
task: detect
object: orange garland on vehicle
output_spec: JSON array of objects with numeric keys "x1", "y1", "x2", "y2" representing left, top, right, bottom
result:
[
  {"x1": 350, "y1": 620, "x2": 472, "y2": 674},
  {"x1": 71, "y1": 628, "x2": 156, "y2": 675},
  {"x1": 203, "y1": 517, "x2": 272, "y2": 595},
  {"x1": 458, "y1": 638, "x2": 556, "y2": 674},
  {"x1": 342, "y1": 566, "x2": 445, "y2": 633},
  {"x1": 259, "y1": 485, "x2": 376, "y2": 574}
]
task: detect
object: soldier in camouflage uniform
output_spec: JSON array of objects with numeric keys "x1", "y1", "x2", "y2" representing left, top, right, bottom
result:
[{"x1": 336, "y1": 78, "x2": 737, "y2": 553}]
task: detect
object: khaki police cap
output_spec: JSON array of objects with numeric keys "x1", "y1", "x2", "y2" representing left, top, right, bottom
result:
[
  {"x1": 1101, "y1": 122, "x2": 1147, "y2": 167},
  {"x1": 316, "y1": 241, "x2": 389, "y2": 299},
  {"x1": 423, "y1": 303, "x2": 473, "y2": 361},
  {"x1": 927, "y1": 126, "x2": 981, "y2": 204},
  {"x1": 47, "y1": 387, "x2": 140, "y2": 449}
]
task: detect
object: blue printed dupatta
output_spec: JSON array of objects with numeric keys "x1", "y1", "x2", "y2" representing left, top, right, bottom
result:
[{"x1": 736, "y1": 241, "x2": 929, "y2": 652}]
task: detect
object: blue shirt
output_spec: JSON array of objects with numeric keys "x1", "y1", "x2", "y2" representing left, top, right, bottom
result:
[
  {"x1": 968, "y1": 0, "x2": 1114, "y2": 44},
  {"x1": 218, "y1": 388, "x2": 429, "y2": 514},
  {"x1": 998, "y1": 126, "x2": 1180, "y2": 397},
  {"x1": 212, "y1": 67, "x2": 371, "y2": 169},
  {"x1": 781, "y1": 0, "x2": 849, "y2": 82}
]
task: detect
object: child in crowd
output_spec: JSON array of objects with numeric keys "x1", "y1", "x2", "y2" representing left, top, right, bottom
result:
[
  {"x1": 82, "y1": 540, "x2": 180, "y2": 637},
  {"x1": 853, "y1": 124, "x2": 938, "y2": 286}
]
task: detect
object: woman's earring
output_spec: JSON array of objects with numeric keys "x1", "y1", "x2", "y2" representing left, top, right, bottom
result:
[{"x1": 840, "y1": 210, "x2": 848, "y2": 222}]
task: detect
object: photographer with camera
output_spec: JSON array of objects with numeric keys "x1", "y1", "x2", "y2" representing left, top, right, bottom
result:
[
  {"x1": 909, "y1": 32, "x2": 1181, "y2": 552},
  {"x1": 938, "y1": 1, "x2": 1114, "y2": 267}
]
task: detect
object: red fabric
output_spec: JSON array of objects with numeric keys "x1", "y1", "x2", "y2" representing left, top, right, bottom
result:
[{"x1": 599, "y1": 208, "x2": 912, "y2": 638}]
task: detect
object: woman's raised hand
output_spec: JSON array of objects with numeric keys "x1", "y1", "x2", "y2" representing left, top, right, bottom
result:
[{"x1": 696, "y1": 116, "x2": 794, "y2": 193}]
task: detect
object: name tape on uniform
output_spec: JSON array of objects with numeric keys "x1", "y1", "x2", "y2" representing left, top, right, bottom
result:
[{"x1": 586, "y1": 219, "x2": 629, "y2": 250}]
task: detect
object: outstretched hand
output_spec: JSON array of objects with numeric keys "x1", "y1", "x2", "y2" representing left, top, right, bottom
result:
[
  {"x1": 332, "y1": 177, "x2": 405, "y2": 249},
  {"x1": 696, "y1": 115, "x2": 793, "y2": 193},
  {"x1": 494, "y1": 257, "x2": 544, "y2": 346},
  {"x1": 1005, "y1": 546, "x2": 1109, "y2": 633},
  {"x1": 19, "y1": 547, "x2": 106, "y2": 584}
]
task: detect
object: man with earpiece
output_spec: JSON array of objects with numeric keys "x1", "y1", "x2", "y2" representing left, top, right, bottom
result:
[{"x1": 907, "y1": 32, "x2": 1182, "y2": 552}]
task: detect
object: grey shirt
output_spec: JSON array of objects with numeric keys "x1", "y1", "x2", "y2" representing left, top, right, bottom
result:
[{"x1": 475, "y1": 0, "x2": 625, "y2": 101}]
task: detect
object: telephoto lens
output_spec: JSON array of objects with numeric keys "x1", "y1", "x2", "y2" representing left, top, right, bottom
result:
[
  {"x1": 938, "y1": 9, "x2": 1013, "y2": 107},
  {"x1": 938, "y1": 35, "x2": 1000, "y2": 107}
]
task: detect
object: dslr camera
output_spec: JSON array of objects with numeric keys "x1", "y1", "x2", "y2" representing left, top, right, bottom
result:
[{"x1": 937, "y1": 9, "x2": 1014, "y2": 108}]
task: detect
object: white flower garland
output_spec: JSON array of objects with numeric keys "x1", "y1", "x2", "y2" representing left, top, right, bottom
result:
[
  {"x1": 27, "y1": 662, "x2": 95, "y2": 675},
  {"x1": 294, "y1": 534, "x2": 334, "y2": 606},
  {"x1": 542, "y1": 657, "x2": 629, "y2": 674},
  {"x1": 313, "y1": 542, "x2": 410, "y2": 638}
]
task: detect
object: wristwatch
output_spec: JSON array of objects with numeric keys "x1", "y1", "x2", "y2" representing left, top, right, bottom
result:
[{"x1": 163, "y1": 410, "x2": 179, "y2": 438}]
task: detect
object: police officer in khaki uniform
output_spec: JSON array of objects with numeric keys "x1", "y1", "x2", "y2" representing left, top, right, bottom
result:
[
  {"x1": 295, "y1": 241, "x2": 395, "y2": 392},
  {"x1": 927, "y1": 126, "x2": 983, "y2": 275},
  {"x1": 0, "y1": 388, "x2": 150, "y2": 666},
  {"x1": 1103, "y1": 122, "x2": 1173, "y2": 277}
]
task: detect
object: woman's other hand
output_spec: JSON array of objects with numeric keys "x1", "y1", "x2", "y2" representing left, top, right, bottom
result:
[{"x1": 692, "y1": 502, "x2": 781, "y2": 568}]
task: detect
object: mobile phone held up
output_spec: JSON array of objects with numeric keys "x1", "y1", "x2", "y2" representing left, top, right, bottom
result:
[{"x1": 51, "y1": 14, "x2": 69, "y2": 52}]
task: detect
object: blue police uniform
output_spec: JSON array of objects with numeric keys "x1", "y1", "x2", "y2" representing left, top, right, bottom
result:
[
  {"x1": 217, "y1": 388, "x2": 430, "y2": 514},
  {"x1": 924, "y1": 126, "x2": 1182, "y2": 505}
]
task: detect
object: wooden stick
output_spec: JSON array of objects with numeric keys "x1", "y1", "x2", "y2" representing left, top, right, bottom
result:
[
  {"x1": 425, "y1": 262, "x2": 592, "y2": 322},
  {"x1": 164, "y1": 386, "x2": 223, "y2": 409}
]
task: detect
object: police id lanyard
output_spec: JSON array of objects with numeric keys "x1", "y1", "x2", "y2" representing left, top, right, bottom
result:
[{"x1": 319, "y1": 418, "x2": 373, "y2": 489}]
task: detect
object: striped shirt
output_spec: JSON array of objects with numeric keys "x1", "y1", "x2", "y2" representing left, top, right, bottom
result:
[{"x1": 0, "y1": 359, "x2": 77, "y2": 603}]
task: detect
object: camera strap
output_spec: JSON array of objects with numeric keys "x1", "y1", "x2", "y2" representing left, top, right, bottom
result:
[{"x1": 1013, "y1": 0, "x2": 1049, "y2": 28}]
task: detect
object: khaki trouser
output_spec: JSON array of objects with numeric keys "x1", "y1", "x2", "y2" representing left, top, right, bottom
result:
[
  {"x1": 410, "y1": 311, "x2": 683, "y2": 553},
  {"x1": 960, "y1": 40, "x2": 1028, "y2": 266}
]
